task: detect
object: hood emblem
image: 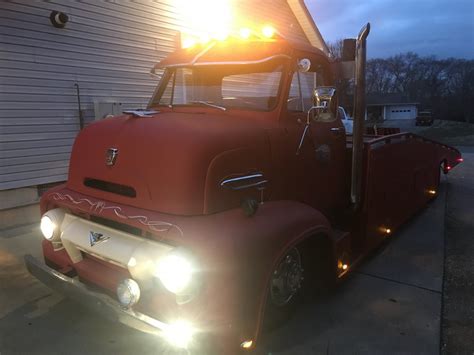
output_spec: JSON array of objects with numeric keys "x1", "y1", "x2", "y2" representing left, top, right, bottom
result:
[
  {"x1": 89, "y1": 231, "x2": 110, "y2": 247},
  {"x1": 106, "y1": 148, "x2": 118, "y2": 166}
]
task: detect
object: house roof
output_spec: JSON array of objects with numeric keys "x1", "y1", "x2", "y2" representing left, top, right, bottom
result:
[
  {"x1": 367, "y1": 93, "x2": 419, "y2": 106},
  {"x1": 287, "y1": 0, "x2": 330, "y2": 56}
]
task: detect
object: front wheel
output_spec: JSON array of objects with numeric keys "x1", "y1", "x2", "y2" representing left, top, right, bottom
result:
[{"x1": 264, "y1": 247, "x2": 305, "y2": 329}]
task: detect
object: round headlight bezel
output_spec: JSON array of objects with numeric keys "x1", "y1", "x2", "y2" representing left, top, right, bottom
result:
[{"x1": 155, "y1": 250, "x2": 197, "y2": 295}]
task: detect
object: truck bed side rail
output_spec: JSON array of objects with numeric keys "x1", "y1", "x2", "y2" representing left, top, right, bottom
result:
[
  {"x1": 364, "y1": 132, "x2": 461, "y2": 157},
  {"x1": 354, "y1": 131, "x2": 462, "y2": 252}
]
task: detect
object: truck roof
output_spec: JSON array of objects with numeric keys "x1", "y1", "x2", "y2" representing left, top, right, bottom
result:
[{"x1": 153, "y1": 39, "x2": 329, "y2": 69}]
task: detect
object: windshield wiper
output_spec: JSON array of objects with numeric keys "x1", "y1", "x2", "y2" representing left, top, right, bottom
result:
[{"x1": 189, "y1": 100, "x2": 226, "y2": 111}]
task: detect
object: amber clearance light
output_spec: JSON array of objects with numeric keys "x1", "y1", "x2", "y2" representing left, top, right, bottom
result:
[{"x1": 261, "y1": 25, "x2": 276, "y2": 38}]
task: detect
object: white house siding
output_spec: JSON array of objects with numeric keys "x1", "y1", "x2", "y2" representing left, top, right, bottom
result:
[
  {"x1": 0, "y1": 0, "x2": 310, "y2": 191},
  {"x1": 385, "y1": 105, "x2": 418, "y2": 120},
  {"x1": 0, "y1": 0, "x2": 183, "y2": 190}
]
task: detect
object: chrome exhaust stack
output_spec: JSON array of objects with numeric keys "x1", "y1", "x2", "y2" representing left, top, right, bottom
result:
[{"x1": 350, "y1": 23, "x2": 370, "y2": 209}]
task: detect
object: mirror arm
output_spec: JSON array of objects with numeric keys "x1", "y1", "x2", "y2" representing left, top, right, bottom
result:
[
  {"x1": 297, "y1": 71, "x2": 305, "y2": 112},
  {"x1": 296, "y1": 105, "x2": 319, "y2": 155},
  {"x1": 296, "y1": 123, "x2": 310, "y2": 156}
]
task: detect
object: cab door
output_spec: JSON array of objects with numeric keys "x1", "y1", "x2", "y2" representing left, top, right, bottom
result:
[{"x1": 283, "y1": 67, "x2": 347, "y2": 219}]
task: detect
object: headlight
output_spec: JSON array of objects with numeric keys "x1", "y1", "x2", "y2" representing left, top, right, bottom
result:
[
  {"x1": 40, "y1": 208, "x2": 65, "y2": 241},
  {"x1": 40, "y1": 215, "x2": 55, "y2": 240},
  {"x1": 156, "y1": 252, "x2": 194, "y2": 294}
]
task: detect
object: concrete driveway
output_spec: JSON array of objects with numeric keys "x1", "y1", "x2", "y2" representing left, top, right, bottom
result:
[
  {"x1": 0, "y1": 164, "x2": 461, "y2": 354},
  {"x1": 258, "y1": 181, "x2": 446, "y2": 354}
]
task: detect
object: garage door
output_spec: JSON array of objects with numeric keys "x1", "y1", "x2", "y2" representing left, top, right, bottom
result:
[{"x1": 387, "y1": 105, "x2": 416, "y2": 120}]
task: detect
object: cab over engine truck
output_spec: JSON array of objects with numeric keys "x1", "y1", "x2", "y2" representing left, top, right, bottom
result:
[{"x1": 25, "y1": 23, "x2": 462, "y2": 353}]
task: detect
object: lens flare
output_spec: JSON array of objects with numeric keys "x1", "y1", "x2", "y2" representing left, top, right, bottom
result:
[
  {"x1": 177, "y1": 0, "x2": 232, "y2": 44},
  {"x1": 182, "y1": 36, "x2": 197, "y2": 49},
  {"x1": 164, "y1": 320, "x2": 194, "y2": 349}
]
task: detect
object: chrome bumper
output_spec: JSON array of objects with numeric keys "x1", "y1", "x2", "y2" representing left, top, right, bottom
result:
[{"x1": 24, "y1": 254, "x2": 169, "y2": 335}]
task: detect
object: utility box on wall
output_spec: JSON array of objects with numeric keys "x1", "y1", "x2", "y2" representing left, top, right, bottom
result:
[{"x1": 94, "y1": 101, "x2": 123, "y2": 120}]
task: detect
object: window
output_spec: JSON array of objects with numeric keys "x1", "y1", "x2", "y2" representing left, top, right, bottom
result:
[
  {"x1": 287, "y1": 66, "x2": 327, "y2": 113},
  {"x1": 222, "y1": 71, "x2": 281, "y2": 110},
  {"x1": 151, "y1": 60, "x2": 284, "y2": 111},
  {"x1": 287, "y1": 71, "x2": 316, "y2": 112}
]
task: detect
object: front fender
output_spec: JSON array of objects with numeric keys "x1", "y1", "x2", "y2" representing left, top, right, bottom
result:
[{"x1": 217, "y1": 200, "x2": 333, "y2": 345}]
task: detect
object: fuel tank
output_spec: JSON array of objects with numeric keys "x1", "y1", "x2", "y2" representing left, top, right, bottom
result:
[{"x1": 67, "y1": 112, "x2": 271, "y2": 215}]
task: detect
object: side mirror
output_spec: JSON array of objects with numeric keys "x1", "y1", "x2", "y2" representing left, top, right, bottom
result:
[
  {"x1": 310, "y1": 86, "x2": 337, "y2": 122},
  {"x1": 296, "y1": 86, "x2": 337, "y2": 155}
]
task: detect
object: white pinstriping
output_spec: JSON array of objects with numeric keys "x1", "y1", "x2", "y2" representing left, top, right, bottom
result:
[{"x1": 48, "y1": 192, "x2": 183, "y2": 236}]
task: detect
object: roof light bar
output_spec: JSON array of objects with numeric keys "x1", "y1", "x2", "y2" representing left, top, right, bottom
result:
[{"x1": 180, "y1": 24, "x2": 279, "y2": 48}]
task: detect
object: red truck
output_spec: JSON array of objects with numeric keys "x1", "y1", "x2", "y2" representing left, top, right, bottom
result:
[{"x1": 25, "y1": 24, "x2": 462, "y2": 353}]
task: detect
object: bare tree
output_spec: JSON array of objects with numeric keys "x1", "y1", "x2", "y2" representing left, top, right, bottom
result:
[
  {"x1": 365, "y1": 53, "x2": 474, "y2": 122},
  {"x1": 327, "y1": 39, "x2": 344, "y2": 60}
]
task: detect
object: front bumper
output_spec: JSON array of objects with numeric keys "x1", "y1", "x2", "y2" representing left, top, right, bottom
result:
[{"x1": 24, "y1": 254, "x2": 174, "y2": 336}]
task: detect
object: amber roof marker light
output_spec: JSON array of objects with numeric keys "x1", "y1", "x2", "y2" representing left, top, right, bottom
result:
[{"x1": 261, "y1": 25, "x2": 276, "y2": 38}]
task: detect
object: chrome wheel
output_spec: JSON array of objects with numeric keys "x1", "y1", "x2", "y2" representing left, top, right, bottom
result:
[{"x1": 270, "y1": 248, "x2": 304, "y2": 307}]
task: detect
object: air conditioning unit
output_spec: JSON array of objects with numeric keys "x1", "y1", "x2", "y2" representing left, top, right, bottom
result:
[{"x1": 94, "y1": 101, "x2": 123, "y2": 120}]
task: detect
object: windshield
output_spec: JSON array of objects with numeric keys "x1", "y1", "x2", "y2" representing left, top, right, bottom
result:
[{"x1": 150, "y1": 60, "x2": 284, "y2": 111}]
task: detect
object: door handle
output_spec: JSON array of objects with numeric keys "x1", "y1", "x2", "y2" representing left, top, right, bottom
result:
[{"x1": 330, "y1": 127, "x2": 342, "y2": 133}]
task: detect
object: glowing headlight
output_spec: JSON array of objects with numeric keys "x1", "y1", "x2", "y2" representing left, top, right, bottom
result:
[
  {"x1": 163, "y1": 320, "x2": 194, "y2": 349},
  {"x1": 156, "y1": 253, "x2": 194, "y2": 294},
  {"x1": 40, "y1": 216, "x2": 55, "y2": 240},
  {"x1": 116, "y1": 278, "x2": 141, "y2": 308},
  {"x1": 40, "y1": 208, "x2": 65, "y2": 241}
]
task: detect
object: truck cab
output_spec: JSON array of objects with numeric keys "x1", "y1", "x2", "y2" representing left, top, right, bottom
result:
[{"x1": 147, "y1": 39, "x2": 347, "y2": 220}]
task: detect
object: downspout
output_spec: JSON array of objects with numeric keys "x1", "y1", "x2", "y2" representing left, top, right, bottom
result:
[
  {"x1": 350, "y1": 23, "x2": 370, "y2": 208},
  {"x1": 74, "y1": 83, "x2": 84, "y2": 130}
]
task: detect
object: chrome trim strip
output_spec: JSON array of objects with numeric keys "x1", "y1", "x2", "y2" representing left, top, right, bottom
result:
[
  {"x1": 220, "y1": 173, "x2": 268, "y2": 190},
  {"x1": 220, "y1": 173, "x2": 263, "y2": 185}
]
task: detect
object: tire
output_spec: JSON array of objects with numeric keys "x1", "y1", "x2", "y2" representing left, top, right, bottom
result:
[
  {"x1": 263, "y1": 247, "x2": 305, "y2": 329},
  {"x1": 263, "y1": 239, "x2": 332, "y2": 330}
]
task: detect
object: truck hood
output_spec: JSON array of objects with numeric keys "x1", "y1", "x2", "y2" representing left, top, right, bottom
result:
[{"x1": 67, "y1": 112, "x2": 271, "y2": 215}]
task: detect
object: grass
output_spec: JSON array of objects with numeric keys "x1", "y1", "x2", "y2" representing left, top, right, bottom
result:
[{"x1": 416, "y1": 120, "x2": 474, "y2": 147}]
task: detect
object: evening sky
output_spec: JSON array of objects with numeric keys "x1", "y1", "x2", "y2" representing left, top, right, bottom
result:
[{"x1": 306, "y1": 0, "x2": 474, "y2": 58}]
